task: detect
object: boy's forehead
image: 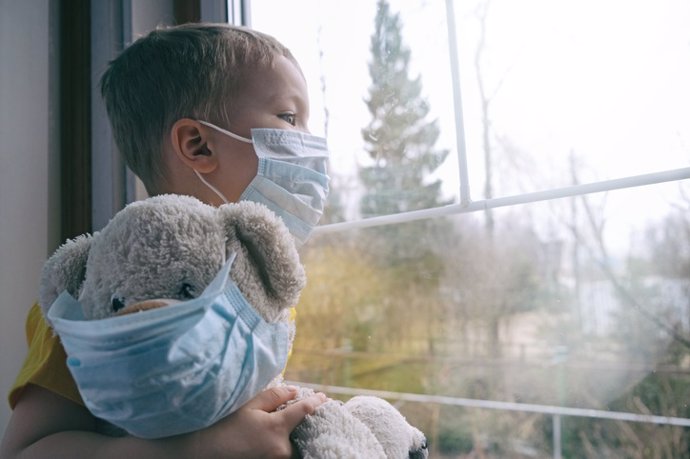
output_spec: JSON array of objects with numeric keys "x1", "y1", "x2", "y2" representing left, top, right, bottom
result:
[{"x1": 240, "y1": 56, "x2": 308, "y2": 103}]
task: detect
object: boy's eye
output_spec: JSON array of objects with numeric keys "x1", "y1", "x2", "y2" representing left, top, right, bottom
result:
[{"x1": 278, "y1": 113, "x2": 296, "y2": 126}]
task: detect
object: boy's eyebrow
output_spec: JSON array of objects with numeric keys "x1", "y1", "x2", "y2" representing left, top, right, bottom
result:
[{"x1": 268, "y1": 92, "x2": 308, "y2": 108}]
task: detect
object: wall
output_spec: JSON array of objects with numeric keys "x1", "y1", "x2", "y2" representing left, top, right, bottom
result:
[
  {"x1": 0, "y1": 0, "x2": 217, "y2": 436},
  {"x1": 0, "y1": 0, "x2": 58, "y2": 435}
]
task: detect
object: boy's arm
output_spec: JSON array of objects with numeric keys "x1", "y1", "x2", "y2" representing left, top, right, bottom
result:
[{"x1": 1, "y1": 384, "x2": 326, "y2": 459}]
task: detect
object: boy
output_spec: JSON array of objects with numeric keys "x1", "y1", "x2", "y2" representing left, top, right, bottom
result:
[{"x1": 0, "y1": 23, "x2": 327, "y2": 458}]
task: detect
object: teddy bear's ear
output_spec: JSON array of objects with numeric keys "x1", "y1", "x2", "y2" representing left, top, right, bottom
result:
[
  {"x1": 217, "y1": 201, "x2": 306, "y2": 322},
  {"x1": 38, "y1": 234, "x2": 93, "y2": 317}
]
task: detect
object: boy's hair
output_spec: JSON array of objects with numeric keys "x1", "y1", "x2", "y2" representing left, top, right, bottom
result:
[{"x1": 100, "y1": 23, "x2": 297, "y2": 194}]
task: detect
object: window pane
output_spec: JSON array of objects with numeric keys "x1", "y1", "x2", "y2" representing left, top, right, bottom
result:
[
  {"x1": 251, "y1": 1, "x2": 459, "y2": 221},
  {"x1": 452, "y1": 0, "x2": 690, "y2": 198},
  {"x1": 249, "y1": 0, "x2": 690, "y2": 456},
  {"x1": 252, "y1": 0, "x2": 690, "y2": 219},
  {"x1": 287, "y1": 180, "x2": 690, "y2": 456}
]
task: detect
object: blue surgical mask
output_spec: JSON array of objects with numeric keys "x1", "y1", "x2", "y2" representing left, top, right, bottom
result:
[
  {"x1": 195, "y1": 121, "x2": 330, "y2": 244},
  {"x1": 46, "y1": 253, "x2": 289, "y2": 439}
]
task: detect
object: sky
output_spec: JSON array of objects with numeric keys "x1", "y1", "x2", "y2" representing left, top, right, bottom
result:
[{"x1": 250, "y1": 0, "x2": 690, "y2": 251}]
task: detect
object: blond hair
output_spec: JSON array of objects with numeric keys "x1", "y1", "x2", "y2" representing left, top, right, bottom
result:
[{"x1": 100, "y1": 23, "x2": 296, "y2": 194}]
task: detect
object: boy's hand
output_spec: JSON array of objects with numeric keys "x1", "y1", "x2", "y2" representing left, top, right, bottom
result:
[
  {"x1": 1, "y1": 384, "x2": 326, "y2": 459},
  {"x1": 195, "y1": 385, "x2": 327, "y2": 459}
]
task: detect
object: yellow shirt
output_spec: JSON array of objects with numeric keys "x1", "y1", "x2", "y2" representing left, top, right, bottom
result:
[
  {"x1": 8, "y1": 303, "x2": 82, "y2": 408},
  {"x1": 8, "y1": 303, "x2": 297, "y2": 410}
]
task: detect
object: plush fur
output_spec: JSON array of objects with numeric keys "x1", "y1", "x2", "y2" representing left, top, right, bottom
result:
[
  {"x1": 39, "y1": 194, "x2": 303, "y2": 323},
  {"x1": 290, "y1": 389, "x2": 428, "y2": 459},
  {"x1": 40, "y1": 194, "x2": 428, "y2": 458}
]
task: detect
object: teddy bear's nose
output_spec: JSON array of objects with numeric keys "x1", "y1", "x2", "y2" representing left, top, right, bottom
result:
[{"x1": 116, "y1": 298, "x2": 181, "y2": 316}]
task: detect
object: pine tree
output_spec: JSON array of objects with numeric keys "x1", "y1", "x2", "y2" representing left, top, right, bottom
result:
[
  {"x1": 356, "y1": 1, "x2": 454, "y2": 358},
  {"x1": 360, "y1": 0, "x2": 452, "y2": 266}
]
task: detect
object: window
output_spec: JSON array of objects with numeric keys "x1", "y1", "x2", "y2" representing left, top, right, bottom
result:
[{"x1": 248, "y1": 1, "x2": 690, "y2": 456}]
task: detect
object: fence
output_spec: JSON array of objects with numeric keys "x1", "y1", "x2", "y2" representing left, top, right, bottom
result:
[{"x1": 288, "y1": 381, "x2": 690, "y2": 459}]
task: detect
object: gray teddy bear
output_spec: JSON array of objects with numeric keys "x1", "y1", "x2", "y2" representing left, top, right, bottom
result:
[{"x1": 39, "y1": 194, "x2": 428, "y2": 459}]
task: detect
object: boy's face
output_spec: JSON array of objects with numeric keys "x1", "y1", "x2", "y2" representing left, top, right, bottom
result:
[
  {"x1": 229, "y1": 55, "x2": 311, "y2": 136},
  {"x1": 204, "y1": 55, "x2": 311, "y2": 203}
]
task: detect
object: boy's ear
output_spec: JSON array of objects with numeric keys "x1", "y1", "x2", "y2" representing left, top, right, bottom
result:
[{"x1": 170, "y1": 118, "x2": 218, "y2": 173}]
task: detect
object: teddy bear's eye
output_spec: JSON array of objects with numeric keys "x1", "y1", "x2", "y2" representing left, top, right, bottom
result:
[
  {"x1": 111, "y1": 296, "x2": 126, "y2": 313},
  {"x1": 180, "y1": 283, "x2": 196, "y2": 299}
]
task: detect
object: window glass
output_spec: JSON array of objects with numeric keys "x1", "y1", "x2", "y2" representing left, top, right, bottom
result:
[
  {"x1": 289, "y1": 181, "x2": 690, "y2": 456},
  {"x1": 252, "y1": 1, "x2": 458, "y2": 222},
  {"x1": 251, "y1": 0, "x2": 690, "y2": 219},
  {"x1": 249, "y1": 0, "x2": 690, "y2": 456},
  {"x1": 452, "y1": 0, "x2": 690, "y2": 197}
]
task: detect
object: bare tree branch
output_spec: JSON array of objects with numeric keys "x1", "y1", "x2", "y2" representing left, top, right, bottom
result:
[{"x1": 577, "y1": 193, "x2": 690, "y2": 349}]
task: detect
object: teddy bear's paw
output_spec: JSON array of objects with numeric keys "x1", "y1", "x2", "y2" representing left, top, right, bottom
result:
[
  {"x1": 345, "y1": 396, "x2": 429, "y2": 459},
  {"x1": 298, "y1": 435, "x2": 381, "y2": 459},
  {"x1": 292, "y1": 399, "x2": 386, "y2": 459}
]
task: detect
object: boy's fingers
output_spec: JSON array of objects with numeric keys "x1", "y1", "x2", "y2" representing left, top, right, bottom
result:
[
  {"x1": 276, "y1": 393, "x2": 327, "y2": 431},
  {"x1": 245, "y1": 386, "x2": 299, "y2": 412}
]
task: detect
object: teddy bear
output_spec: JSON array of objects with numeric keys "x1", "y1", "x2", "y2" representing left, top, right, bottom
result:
[{"x1": 39, "y1": 194, "x2": 428, "y2": 458}]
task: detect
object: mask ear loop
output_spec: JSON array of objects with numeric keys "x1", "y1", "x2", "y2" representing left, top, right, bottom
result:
[
  {"x1": 198, "y1": 120, "x2": 253, "y2": 144},
  {"x1": 194, "y1": 170, "x2": 230, "y2": 205},
  {"x1": 194, "y1": 120, "x2": 254, "y2": 205}
]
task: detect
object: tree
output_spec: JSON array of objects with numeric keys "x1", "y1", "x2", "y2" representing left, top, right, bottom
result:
[
  {"x1": 361, "y1": 0, "x2": 449, "y2": 217},
  {"x1": 355, "y1": 0, "x2": 455, "y2": 359},
  {"x1": 360, "y1": 0, "x2": 452, "y2": 267}
]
